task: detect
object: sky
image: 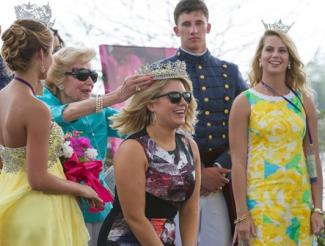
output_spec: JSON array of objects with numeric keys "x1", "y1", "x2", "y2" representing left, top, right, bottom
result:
[{"x1": 0, "y1": 0, "x2": 324, "y2": 87}]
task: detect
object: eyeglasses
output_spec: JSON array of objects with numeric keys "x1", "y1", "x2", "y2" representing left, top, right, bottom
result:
[
  {"x1": 152, "y1": 91, "x2": 192, "y2": 104},
  {"x1": 64, "y1": 68, "x2": 98, "y2": 82}
]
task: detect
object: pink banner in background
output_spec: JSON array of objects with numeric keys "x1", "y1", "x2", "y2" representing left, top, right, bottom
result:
[{"x1": 99, "y1": 45, "x2": 176, "y2": 156}]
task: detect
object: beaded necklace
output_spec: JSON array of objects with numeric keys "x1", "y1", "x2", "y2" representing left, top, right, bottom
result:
[{"x1": 69, "y1": 115, "x2": 101, "y2": 158}]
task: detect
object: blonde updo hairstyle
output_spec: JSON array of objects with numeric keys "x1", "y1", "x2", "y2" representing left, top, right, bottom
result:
[
  {"x1": 46, "y1": 47, "x2": 96, "y2": 96},
  {"x1": 110, "y1": 76, "x2": 197, "y2": 135},
  {"x1": 1, "y1": 19, "x2": 52, "y2": 72}
]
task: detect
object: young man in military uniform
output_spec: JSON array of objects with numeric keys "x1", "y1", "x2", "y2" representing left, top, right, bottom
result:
[{"x1": 161, "y1": 0, "x2": 247, "y2": 245}]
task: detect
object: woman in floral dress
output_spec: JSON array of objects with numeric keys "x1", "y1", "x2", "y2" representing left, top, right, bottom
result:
[
  {"x1": 229, "y1": 29, "x2": 324, "y2": 245},
  {"x1": 98, "y1": 61, "x2": 201, "y2": 246}
]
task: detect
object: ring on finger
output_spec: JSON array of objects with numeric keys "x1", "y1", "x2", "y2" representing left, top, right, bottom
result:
[{"x1": 135, "y1": 85, "x2": 141, "y2": 92}]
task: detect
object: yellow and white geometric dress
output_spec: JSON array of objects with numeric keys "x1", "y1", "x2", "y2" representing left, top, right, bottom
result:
[
  {"x1": 0, "y1": 122, "x2": 89, "y2": 246},
  {"x1": 244, "y1": 89, "x2": 313, "y2": 245}
]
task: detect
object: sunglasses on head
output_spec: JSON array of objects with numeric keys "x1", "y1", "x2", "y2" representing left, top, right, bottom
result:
[
  {"x1": 64, "y1": 68, "x2": 98, "y2": 82},
  {"x1": 152, "y1": 91, "x2": 192, "y2": 104}
]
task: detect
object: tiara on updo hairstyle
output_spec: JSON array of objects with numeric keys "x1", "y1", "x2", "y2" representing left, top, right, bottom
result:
[
  {"x1": 15, "y1": 2, "x2": 55, "y2": 28},
  {"x1": 1, "y1": 19, "x2": 52, "y2": 72}
]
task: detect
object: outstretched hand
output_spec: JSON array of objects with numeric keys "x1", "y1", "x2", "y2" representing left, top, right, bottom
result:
[{"x1": 115, "y1": 74, "x2": 153, "y2": 102}]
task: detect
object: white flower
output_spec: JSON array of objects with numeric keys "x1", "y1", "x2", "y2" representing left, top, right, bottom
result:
[
  {"x1": 85, "y1": 148, "x2": 98, "y2": 160},
  {"x1": 61, "y1": 141, "x2": 74, "y2": 158}
]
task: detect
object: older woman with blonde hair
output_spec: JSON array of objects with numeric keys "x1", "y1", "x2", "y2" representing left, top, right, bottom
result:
[
  {"x1": 38, "y1": 46, "x2": 153, "y2": 246},
  {"x1": 98, "y1": 61, "x2": 201, "y2": 246}
]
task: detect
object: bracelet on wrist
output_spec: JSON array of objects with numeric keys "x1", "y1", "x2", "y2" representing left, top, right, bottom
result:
[
  {"x1": 95, "y1": 95, "x2": 103, "y2": 113},
  {"x1": 313, "y1": 207, "x2": 324, "y2": 215},
  {"x1": 234, "y1": 214, "x2": 249, "y2": 224}
]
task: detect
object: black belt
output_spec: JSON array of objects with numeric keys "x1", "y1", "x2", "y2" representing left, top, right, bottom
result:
[{"x1": 199, "y1": 146, "x2": 227, "y2": 167}]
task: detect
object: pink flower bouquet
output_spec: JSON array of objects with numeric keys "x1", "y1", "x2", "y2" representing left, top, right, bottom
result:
[{"x1": 61, "y1": 131, "x2": 113, "y2": 212}]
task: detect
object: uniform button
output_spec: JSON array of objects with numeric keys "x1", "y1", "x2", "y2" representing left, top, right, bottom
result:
[
  {"x1": 205, "y1": 111, "x2": 210, "y2": 116},
  {"x1": 208, "y1": 134, "x2": 213, "y2": 140},
  {"x1": 222, "y1": 121, "x2": 226, "y2": 126},
  {"x1": 207, "y1": 122, "x2": 212, "y2": 127},
  {"x1": 224, "y1": 83, "x2": 229, "y2": 89},
  {"x1": 200, "y1": 75, "x2": 205, "y2": 80},
  {"x1": 224, "y1": 109, "x2": 229, "y2": 114},
  {"x1": 208, "y1": 148, "x2": 213, "y2": 151},
  {"x1": 177, "y1": 51, "x2": 181, "y2": 56},
  {"x1": 198, "y1": 65, "x2": 203, "y2": 69},
  {"x1": 204, "y1": 97, "x2": 209, "y2": 102},
  {"x1": 225, "y1": 96, "x2": 230, "y2": 101},
  {"x1": 201, "y1": 86, "x2": 207, "y2": 91},
  {"x1": 222, "y1": 64, "x2": 228, "y2": 69},
  {"x1": 223, "y1": 73, "x2": 228, "y2": 78},
  {"x1": 222, "y1": 134, "x2": 226, "y2": 139}
]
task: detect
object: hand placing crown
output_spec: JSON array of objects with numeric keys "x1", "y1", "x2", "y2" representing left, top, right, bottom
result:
[
  {"x1": 261, "y1": 19, "x2": 294, "y2": 33},
  {"x1": 15, "y1": 2, "x2": 55, "y2": 28},
  {"x1": 138, "y1": 61, "x2": 189, "y2": 81}
]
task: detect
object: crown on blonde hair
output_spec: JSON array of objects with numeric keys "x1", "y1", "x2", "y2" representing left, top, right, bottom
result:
[
  {"x1": 261, "y1": 19, "x2": 294, "y2": 33},
  {"x1": 138, "y1": 61, "x2": 189, "y2": 81}
]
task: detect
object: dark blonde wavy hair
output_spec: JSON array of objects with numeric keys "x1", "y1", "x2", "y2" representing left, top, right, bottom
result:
[
  {"x1": 110, "y1": 77, "x2": 197, "y2": 135},
  {"x1": 1, "y1": 19, "x2": 52, "y2": 72},
  {"x1": 249, "y1": 30, "x2": 312, "y2": 96}
]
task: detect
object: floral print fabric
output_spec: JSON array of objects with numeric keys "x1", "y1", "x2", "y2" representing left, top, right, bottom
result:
[
  {"x1": 244, "y1": 89, "x2": 313, "y2": 245},
  {"x1": 107, "y1": 131, "x2": 195, "y2": 245}
]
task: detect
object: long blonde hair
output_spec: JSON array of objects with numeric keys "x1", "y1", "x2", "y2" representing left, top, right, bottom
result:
[
  {"x1": 249, "y1": 30, "x2": 313, "y2": 97},
  {"x1": 110, "y1": 77, "x2": 197, "y2": 135}
]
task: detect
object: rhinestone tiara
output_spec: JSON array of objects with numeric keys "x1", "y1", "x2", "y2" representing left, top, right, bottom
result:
[
  {"x1": 262, "y1": 19, "x2": 294, "y2": 33},
  {"x1": 138, "y1": 61, "x2": 189, "y2": 81},
  {"x1": 15, "y1": 2, "x2": 55, "y2": 28}
]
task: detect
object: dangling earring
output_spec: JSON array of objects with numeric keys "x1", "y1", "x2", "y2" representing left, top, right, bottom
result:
[
  {"x1": 40, "y1": 62, "x2": 46, "y2": 74},
  {"x1": 288, "y1": 63, "x2": 291, "y2": 70},
  {"x1": 150, "y1": 112, "x2": 156, "y2": 124},
  {"x1": 56, "y1": 82, "x2": 64, "y2": 91}
]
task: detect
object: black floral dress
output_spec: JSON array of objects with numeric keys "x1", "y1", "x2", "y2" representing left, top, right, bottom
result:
[{"x1": 98, "y1": 129, "x2": 196, "y2": 246}]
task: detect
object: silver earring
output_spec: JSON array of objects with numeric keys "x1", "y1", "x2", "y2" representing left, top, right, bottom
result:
[
  {"x1": 40, "y1": 62, "x2": 46, "y2": 74},
  {"x1": 150, "y1": 112, "x2": 156, "y2": 123},
  {"x1": 56, "y1": 82, "x2": 64, "y2": 91},
  {"x1": 288, "y1": 63, "x2": 291, "y2": 70}
]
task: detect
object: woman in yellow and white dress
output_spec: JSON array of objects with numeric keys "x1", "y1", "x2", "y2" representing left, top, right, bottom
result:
[
  {"x1": 229, "y1": 28, "x2": 324, "y2": 245},
  {"x1": 0, "y1": 19, "x2": 102, "y2": 246}
]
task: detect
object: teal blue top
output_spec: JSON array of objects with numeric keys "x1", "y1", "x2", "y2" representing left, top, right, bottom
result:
[{"x1": 38, "y1": 87, "x2": 120, "y2": 223}]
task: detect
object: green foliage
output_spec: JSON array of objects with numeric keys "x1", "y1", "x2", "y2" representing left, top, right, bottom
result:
[
  {"x1": 306, "y1": 51, "x2": 325, "y2": 153},
  {"x1": 306, "y1": 51, "x2": 325, "y2": 113},
  {"x1": 309, "y1": 50, "x2": 325, "y2": 245}
]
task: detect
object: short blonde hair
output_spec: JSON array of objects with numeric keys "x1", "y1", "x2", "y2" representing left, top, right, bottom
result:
[
  {"x1": 110, "y1": 77, "x2": 197, "y2": 135},
  {"x1": 249, "y1": 30, "x2": 312, "y2": 97},
  {"x1": 46, "y1": 46, "x2": 96, "y2": 96}
]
